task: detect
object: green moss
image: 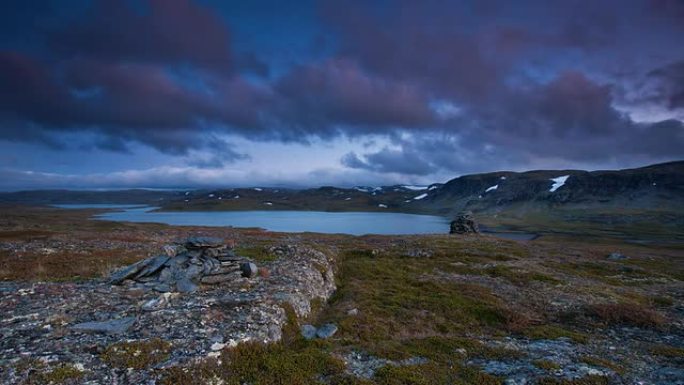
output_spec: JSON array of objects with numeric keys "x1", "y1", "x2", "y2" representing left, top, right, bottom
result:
[
  {"x1": 224, "y1": 342, "x2": 345, "y2": 385},
  {"x1": 579, "y1": 355, "x2": 624, "y2": 374},
  {"x1": 373, "y1": 362, "x2": 502, "y2": 385},
  {"x1": 14, "y1": 358, "x2": 46, "y2": 374},
  {"x1": 234, "y1": 246, "x2": 278, "y2": 262},
  {"x1": 533, "y1": 359, "x2": 561, "y2": 371},
  {"x1": 101, "y1": 338, "x2": 171, "y2": 369},
  {"x1": 446, "y1": 264, "x2": 559, "y2": 286},
  {"x1": 650, "y1": 344, "x2": 684, "y2": 358},
  {"x1": 159, "y1": 341, "x2": 344, "y2": 385},
  {"x1": 331, "y1": 251, "x2": 511, "y2": 343},
  {"x1": 650, "y1": 295, "x2": 674, "y2": 307},
  {"x1": 27, "y1": 363, "x2": 84, "y2": 384},
  {"x1": 365, "y1": 337, "x2": 521, "y2": 363},
  {"x1": 522, "y1": 325, "x2": 589, "y2": 344}
]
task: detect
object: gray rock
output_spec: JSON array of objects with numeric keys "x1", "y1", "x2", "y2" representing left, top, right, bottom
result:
[
  {"x1": 184, "y1": 264, "x2": 204, "y2": 280},
  {"x1": 153, "y1": 283, "x2": 172, "y2": 293},
  {"x1": 201, "y1": 273, "x2": 238, "y2": 285},
  {"x1": 316, "y1": 323, "x2": 338, "y2": 339},
  {"x1": 176, "y1": 277, "x2": 198, "y2": 293},
  {"x1": 202, "y1": 257, "x2": 221, "y2": 275},
  {"x1": 240, "y1": 262, "x2": 258, "y2": 278},
  {"x1": 109, "y1": 260, "x2": 147, "y2": 284},
  {"x1": 217, "y1": 250, "x2": 238, "y2": 261},
  {"x1": 162, "y1": 244, "x2": 184, "y2": 257},
  {"x1": 166, "y1": 255, "x2": 189, "y2": 266},
  {"x1": 134, "y1": 255, "x2": 170, "y2": 279},
  {"x1": 185, "y1": 237, "x2": 223, "y2": 249},
  {"x1": 71, "y1": 316, "x2": 136, "y2": 334},
  {"x1": 301, "y1": 324, "x2": 317, "y2": 340},
  {"x1": 141, "y1": 293, "x2": 172, "y2": 311}
]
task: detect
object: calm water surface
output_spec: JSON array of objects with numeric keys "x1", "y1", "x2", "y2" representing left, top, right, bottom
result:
[
  {"x1": 54, "y1": 204, "x2": 450, "y2": 236},
  {"x1": 54, "y1": 204, "x2": 539, "y2": 239}
]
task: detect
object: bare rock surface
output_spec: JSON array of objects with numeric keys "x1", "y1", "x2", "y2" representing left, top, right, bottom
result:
[{"x1": 0, "y1": 240, "x2": 336, "y2": 384}]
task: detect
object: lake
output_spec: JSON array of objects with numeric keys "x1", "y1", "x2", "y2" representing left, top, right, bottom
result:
[
  {"x1": 53, "y1": 204, "x2": 540, "y2": 240},
  {"x1": 53, "y1": 204, "x2": 450, "y2": 236}
]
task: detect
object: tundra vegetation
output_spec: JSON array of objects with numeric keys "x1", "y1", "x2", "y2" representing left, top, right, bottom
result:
[{"x1": 0, "y1": 205, "x2": 682, "y2": 384}]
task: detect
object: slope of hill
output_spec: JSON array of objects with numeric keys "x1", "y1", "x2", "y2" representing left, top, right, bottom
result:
[{"x1": 1, "y1": 161, "x2": 682, "y2": 219}]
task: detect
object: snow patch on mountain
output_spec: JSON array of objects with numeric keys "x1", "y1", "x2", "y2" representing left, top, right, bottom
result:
[{"x1": 549, "y1": 175, "x2": 570, "y2": 192}]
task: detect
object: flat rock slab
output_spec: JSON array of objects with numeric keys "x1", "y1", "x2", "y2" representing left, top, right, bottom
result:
[
  {"x1": 301, "y1": 324, "x2": 317, "y2": 340},
  {"x1": 71, "y1": 316, "x2": 136, "y2": 334},
  {"x1": 316, "y1": 323, "x2": 338, "y2": 339}
]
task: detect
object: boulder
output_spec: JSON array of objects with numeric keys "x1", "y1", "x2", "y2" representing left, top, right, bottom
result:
[
  {"x1": 241, "y1": 262, "x2": 258, "y2": 278},
  {"x1": 449, "y1": 212, "x2": 480, "y2": 234}
]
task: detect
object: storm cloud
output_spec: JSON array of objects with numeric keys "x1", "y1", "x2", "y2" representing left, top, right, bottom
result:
[{"x1": 0, "y1": 0, "x2": 682, "y2": 188}]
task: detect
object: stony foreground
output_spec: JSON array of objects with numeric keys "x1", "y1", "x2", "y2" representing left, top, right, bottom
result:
[
  {"x1": 1, "y1": 206, "x2": 683, "y2": 385},
  {"x1": 1, "y1": 242, "x2": 336, "y2": 384}
]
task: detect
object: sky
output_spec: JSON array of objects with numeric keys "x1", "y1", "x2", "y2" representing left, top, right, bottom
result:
[{"x1": 0, "y1": 0, "x2": 683, "y2": 190}]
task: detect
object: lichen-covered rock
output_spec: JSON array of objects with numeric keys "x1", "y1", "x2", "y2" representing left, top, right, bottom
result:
[
  {"x1": 301, "y1": 324, "x2": 317, "y2": 340},
  {"x1": 0, "y1": 242, "x2": 338, "y2": 385},
  {"x1": 316, "y1": 323, "x2": 338, "y2": 339}
]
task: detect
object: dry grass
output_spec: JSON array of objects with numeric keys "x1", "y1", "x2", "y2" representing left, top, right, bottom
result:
[
  {"x1": 0, "y1": 249, "x2": 143, "y2": 281},
  {"x1": 586, "y1": 303, "x2": 666, "y2": 329}
]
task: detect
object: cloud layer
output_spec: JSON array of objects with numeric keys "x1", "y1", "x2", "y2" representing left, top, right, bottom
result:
[{"x1": 0, "y1": 0, "x2": 682, "y2": 188}]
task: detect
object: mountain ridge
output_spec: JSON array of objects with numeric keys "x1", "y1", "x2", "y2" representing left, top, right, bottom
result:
[{"x1": 1, "y1": 161, "x2": 682, "y2": 217}]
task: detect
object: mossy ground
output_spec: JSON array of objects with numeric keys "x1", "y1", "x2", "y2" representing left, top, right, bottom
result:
[{"x1": 1, "y1": 205, "x2": 683, "y2": 384}]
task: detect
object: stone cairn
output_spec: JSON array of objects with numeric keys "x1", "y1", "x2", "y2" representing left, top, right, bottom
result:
[
  {"x1": 109, "y1": 237, "x2": 258, "y2": 293},
  {"x1": 449, "y1": 211, "x2": 480, "y2": 234}
]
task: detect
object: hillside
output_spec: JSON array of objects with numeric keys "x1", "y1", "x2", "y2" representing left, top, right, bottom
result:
[{"x1": 2, "y1": 161, "x2": 682, "y2": 222}]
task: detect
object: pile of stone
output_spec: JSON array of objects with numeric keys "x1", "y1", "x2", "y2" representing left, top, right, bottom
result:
[
  {"x1": 109, "y1": 237, "x2": 258, "y2": 293},
  {"x1": 449, "y1": 211, "x2": 480, "y2": 234}
]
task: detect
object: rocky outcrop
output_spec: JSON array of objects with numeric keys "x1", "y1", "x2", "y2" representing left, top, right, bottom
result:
[
  {"x1": 449, "y1": 212, "x2": 480, "y2": 234},
  {"x1": 0, "y1": 240, "x2": 338, "y2": 384}
]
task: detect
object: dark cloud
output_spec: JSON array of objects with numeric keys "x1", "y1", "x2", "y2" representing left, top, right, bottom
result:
[
  {"x1": 345, "y1": 71, "x2": 684, "y2": 175},
  {"x1": 0, "y1": 52, "x2": 270, "y2": 153},
  {"x1": 646, "y1": 61, "x2": 684, "y2": 110},
  {"x1": 273, "y1": 59, "x2": 436, "y2": 134},
  {"x1": 51, "y1": 0, "x2": 233, "y2": 72},
  {"x1": 0, "y1": 0, "x2": 683, "y2": 186}
]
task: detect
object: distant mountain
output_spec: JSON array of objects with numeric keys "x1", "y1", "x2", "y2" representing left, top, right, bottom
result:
[
  {"x1": 0, "y1": 189, "x2": 180, "y2": 205},
  {"x1": 1, "y1": 161, "x2": 682, "y2": 218},
  {"x1": 412, "y1": 160, "x2": 684, "y2": 216}
]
